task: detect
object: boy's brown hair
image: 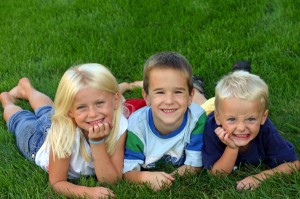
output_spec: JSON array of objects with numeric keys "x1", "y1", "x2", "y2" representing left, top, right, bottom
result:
[{"x1": 143, "y1": 51, "x2": 194, "y2": 94}]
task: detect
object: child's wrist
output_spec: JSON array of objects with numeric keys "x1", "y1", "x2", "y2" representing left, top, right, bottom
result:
[{"x1": 89, "y1": 138, "x2": 106, "y2": 145}]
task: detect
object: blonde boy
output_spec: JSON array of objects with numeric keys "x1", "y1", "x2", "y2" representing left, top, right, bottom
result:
[{"x1": 202, "y1": 71, "x2": 299, "y2": 190}]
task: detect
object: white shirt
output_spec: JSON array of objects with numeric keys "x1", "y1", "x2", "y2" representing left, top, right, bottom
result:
[{"x1": 35, "y1": 114, "x2": 127, "y2": 179}]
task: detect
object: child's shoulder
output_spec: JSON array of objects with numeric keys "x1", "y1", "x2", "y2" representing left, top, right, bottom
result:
[
  {"x1": 128, "y1": 106, "x2": 150, "y2": 122},
  {"x1": 203, "y1": 112, "x2": 219, "y2": 133},
  {"x1": 127, "y1": 106, "x2": 151, "y2": 132},
  {"x1": 258, "y1": 117, "x2": 279, "y2": 137},
  {"x1": 189, "y1": 102, "x2": 206, "y2": 118}
]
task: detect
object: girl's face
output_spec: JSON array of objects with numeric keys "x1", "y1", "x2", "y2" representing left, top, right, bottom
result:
[{"x1": 68, "y1": 87, "x2": 120, "y2": 134}]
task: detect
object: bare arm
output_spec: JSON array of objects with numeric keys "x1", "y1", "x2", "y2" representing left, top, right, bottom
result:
[
  {"x1": 211, "y1": 146, "x2": 239, "y2": 175},
  {"x1": 172, "y1": 164, "x2": 201, "y2": 176},
  {"x1": 210, "y1": 127, "x2": 239, "y2": 175},
  {"x1": 91, "y1": 132, "x2": 126, "y2": 183},
  {"x1": 124, "y1": 170, "x2": 175, "y2": 191},
  {"x1": 236, "y1": 160, "x2": 300, "y2": 190},
  {"x1": 48, "y1": 152, "x2": 114, "y2": 198}
]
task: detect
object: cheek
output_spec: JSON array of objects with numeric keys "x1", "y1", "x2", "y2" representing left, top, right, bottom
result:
[{"x1": 220, "y1": 123, "x2": 234, "y2": 133}]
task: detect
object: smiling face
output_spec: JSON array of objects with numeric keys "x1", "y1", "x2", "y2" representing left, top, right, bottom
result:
[
  {"x1": 215, "y1": 97, "x2": 268, "y2": 149},
  {"x1": 68, "y1": 86, "x2": 119, "y2": 135},
  {"x1": 143, "y1": 68, "x2": 193, "y2": 135}
]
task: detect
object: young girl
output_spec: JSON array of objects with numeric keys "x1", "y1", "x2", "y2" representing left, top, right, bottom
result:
[{"x1": 0, "y1": 63, "x2": 127, "y2": 198}]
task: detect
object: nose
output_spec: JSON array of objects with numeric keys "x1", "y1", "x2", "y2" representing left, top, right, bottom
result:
[
  {"x1": 88, "y1": 107, "x2": 97, "y2": 117},
  {"x1": 164, "y1": 93, "x2": 174, "y2": 104},
  {"x1": 237, "y1": 121, "x2": 246, "y2": 132}
]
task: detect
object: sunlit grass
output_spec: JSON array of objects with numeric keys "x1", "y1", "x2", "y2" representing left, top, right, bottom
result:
[{"x1": 0, "y1": 0, "x2": 299, "y2": 198}]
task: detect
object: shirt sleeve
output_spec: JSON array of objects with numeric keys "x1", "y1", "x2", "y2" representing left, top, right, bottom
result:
[
  {"x1": 123, "y1": 131, "x2": 145, "y2": 173},
  {"x1": 184, "y1": 111, "x2": 206, "y2": 167}
]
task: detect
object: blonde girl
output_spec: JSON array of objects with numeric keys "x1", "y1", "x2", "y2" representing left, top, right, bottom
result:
[{"x1": 0, "y1": 63, "x2": 127, "y2": 198}]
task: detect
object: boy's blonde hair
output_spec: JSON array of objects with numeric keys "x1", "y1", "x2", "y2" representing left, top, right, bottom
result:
[
  {"x1": 215, "y1": 71, "x2": 269, "y2": 112},
  {"x1": 48, "y1": 63, "x2": 122, "y2": 161},
  {"x1": 143, "y1": 51, "x2": 194, "y2": 94}
]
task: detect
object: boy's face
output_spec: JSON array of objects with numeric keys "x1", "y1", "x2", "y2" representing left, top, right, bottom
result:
[
  {"x1": 143, "y1": 68, "x2": 193, "y2": 135},
  {"x1": 215, "y1": 97, "x2": 268, "y2": 148}
]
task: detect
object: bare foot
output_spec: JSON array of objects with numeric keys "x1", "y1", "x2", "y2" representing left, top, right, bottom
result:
[
  {"x1": 119, "y1": 82, "x2": 133, "y2": 94},
  {"x1": 0, "y1": 92, "x2": 15, "y2": 107},
  {"x1": 9, "y1": 77, "x2": 33, "y2": 100},
  {"x1": 130, "y1": 81, "x2": 143, "y2": 89}
]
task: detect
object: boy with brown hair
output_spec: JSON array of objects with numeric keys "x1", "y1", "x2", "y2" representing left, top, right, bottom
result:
[{"x1": 123, "y1": 52, "x2": 207, "y2": 190}]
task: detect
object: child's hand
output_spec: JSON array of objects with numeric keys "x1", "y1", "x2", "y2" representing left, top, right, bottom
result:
[
  {"x1": 90, "y1": 186, "x2": 115, "y2": 198},
  {"x1": 144, "y1": 172, "x2": 175, "y2": 191},
  {"x1": 88, "y1": 122, "x2": 113, "y2": 141},
  {"x1": 215, "y1": 127, "x2": 238, "y2": 149},
  {"x1": 236, "y1": 175, "x2": 260, "y2": 191}
]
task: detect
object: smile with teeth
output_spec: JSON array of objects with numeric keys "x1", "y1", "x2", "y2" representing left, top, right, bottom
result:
[
  {"x1": 233, "y1": 134, "x2": 250, "y2": 139},
  {"x1": 88, "y1": 119, "x2": 104, "y2": 125},
  {"x1": 161, "y1": 109, "x2": 176, "y2": 113}
]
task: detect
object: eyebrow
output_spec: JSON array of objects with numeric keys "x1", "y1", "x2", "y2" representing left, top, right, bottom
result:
[{"x1": 152, "y1": 87, "x2": 187, "y2": 91}]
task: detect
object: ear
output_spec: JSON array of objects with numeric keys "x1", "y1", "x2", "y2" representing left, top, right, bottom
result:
[
  {"x1": 113, "y1": 92, "x2": 120, "y2": 110},
  {"x1": 68, "y1": 110, "x2": 75, "y2": 119},
  {"x1": 189, "y1": 88, "x2": 195, "y2": 105},
  {"x1": 142, "y1": 89, "x2": 151, "y2": 106},
  {"x1": 260, "y1": 109, "x2": 269, "y2": 125},
  {"x1": 214, "y1": 111, "x2": 222, "y2": 125}
]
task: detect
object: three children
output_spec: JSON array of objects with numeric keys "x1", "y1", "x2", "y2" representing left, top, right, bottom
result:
[{"x1": 1, "y1": 53, "x2": 298, "y2": 196}]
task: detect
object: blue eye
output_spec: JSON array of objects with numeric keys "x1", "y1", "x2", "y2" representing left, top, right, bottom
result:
[
  {"x1": 247, "y1": 117, "x2": 256, "y2": 122},
  {"x1": 227, "y1": 118, "x2": 235, "y2": 122},
  {"x1": 77, "y1": 106, "x2": 86, "y2": 110},
  {"x1": 96, "y1": 101, "x2": 104, "y2": 106}
]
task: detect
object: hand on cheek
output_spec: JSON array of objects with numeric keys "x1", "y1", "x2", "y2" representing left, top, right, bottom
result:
[
  {"x1": 215, "y1": 127, "x2": 238, "y2": 149},
  {"x1": 88, "y1": 122, "x2": 113, "y2": 141}
]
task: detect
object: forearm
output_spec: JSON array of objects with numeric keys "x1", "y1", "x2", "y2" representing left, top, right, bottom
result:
[
  {"x1": 211, "y1": 146, "x2": 239, "y2": 175},
  {"x1": 91, "y1": 143, "x2": 121, "y2": 183},
  {"x1": 255, "y1": 160, "x2": 299, "y2": 181},
  {"x1": 51, "y1": 180, "x2": 92, "y2": 198},
  {"x1": 124, "y1": 170, "x2": 146, "y2": 183}
]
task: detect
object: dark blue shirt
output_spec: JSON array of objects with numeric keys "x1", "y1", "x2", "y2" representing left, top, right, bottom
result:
[{"x1": 203, "y1": 112, "x2": 298, "y2": 169}]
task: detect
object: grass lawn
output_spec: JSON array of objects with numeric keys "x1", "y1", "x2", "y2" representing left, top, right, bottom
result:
[{"x1": 0, "y1": 0, "x2": 299, "y2": 198}]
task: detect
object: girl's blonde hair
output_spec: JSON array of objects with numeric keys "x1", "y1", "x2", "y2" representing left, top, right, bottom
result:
[
  {"x1": 47, "y1": 63, "x2": 122, "y2": 161},
  {"x1": 215, "y1": 71, "x2": 269, "y2": 112}
]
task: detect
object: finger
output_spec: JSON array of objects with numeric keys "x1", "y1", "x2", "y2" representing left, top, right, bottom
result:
[
  {"x1": 108, "y1": 121, "x2": 114, "y2": 129},
  {"x1": 236, "y1": 181, "x2": 245, "y2": 190},
  {"x1": 103, "y1": 123, "x2": 111, "y2": 135},
  {"x1": 99, "y1": 188, "x2": 115, "y2": 197},
  {"x1": 93, "y1": 124, "x2": 100, "y2": 133},
  {"x1": 97, "y1": 122, "x2": 105, "y2": 133},
  {"x1": 163, "y1": 173, "x2": 175, "y2": 181}
]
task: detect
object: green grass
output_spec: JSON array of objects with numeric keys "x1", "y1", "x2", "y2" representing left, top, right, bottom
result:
[{"x1": 0, "y1": 0, "x2": 300, "y2": 198}]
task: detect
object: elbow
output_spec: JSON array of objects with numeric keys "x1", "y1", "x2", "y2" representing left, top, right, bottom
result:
[
  {"x1": 48, "y1": 179, "x2": 63, "y2": 192},
  {"x1": 293, "y1": 160, "x2": 300, "y2": 170},
  {"x1": 96, "y1": 173, "x2": 122, "y2": 184}
]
